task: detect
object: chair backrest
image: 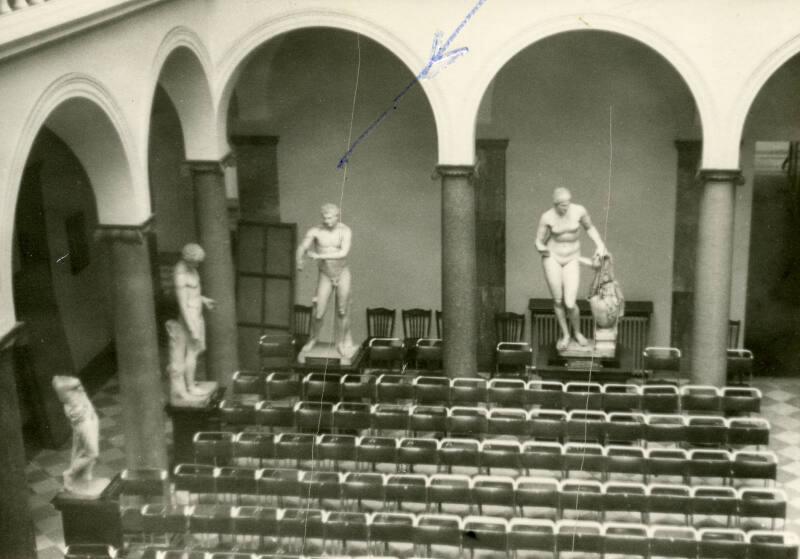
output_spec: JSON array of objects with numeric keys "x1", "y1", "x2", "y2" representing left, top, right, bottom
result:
[
  {"x1": 292, "y1": 304, "x2": 312, "y2": 337},
  {"x1": 402, "y1": 308, "x2": 432, "y2": 339},
  {"x1": 642, "y1": 347, "x2": 681, "y2": 373},
  {"x1": 366, "y1": 307, "x2": 396, "y2": 338},
  {"x1": 259, "y1": 333, "x2": 295, "y2": 361},
  {"x1": 495, "y1": 311, "x2": 525, "y2": 343},
  {"x1": 436, "y1": 310, "x2": 443, "y2": 338},
  {"x1": 728, "y1": 319, "x2": 741, "y2": 349},
  {"x1": 726, "y1": 348, "x2": 753, "y2": 384}
]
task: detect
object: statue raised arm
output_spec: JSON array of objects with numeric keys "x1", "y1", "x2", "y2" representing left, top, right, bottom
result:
[{"x1": 296, "y1": 203, "x2": 357, "y2": 359}]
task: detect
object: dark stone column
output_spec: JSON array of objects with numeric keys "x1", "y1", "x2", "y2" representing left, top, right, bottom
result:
[
  {"x1": 670, "y1": 140, "x2": 702, "y2": 374},
  {"x1": 0, "y1": 323, "x2": 37, "y2": 559},
  {"x1": 690, "y1": 169, "x2": 744, "y2": 386},
  {"x1": 186, "y1": 157, "x2": 240, "y2": 387},
  {"x1": 437, "y1": 165, "x2": 478, "y2": 377},
  {"x1": 475, "y1": 139, "x2": 509, "y2": 371},
  {"x1": 96, "y1": 219, "x2": 167, "y2": 468}
]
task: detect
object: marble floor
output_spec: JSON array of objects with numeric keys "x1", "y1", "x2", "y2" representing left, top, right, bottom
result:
[{"x1": 26, "y1": 375, "x2": 800, "y2": 558}]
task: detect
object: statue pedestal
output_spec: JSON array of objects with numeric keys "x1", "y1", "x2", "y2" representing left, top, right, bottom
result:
[
  {"x1": 553, "y1": 338, "x2": 619, "y2": 369},
  {"x1": 593, "y1": 327, "x2": 617, "y2": 357},
  {"x1": 298, "y1": 342, "x2": 362, "y2": 367},
  {"x1": 170, "y1": 381, "x2": 219, "y2": 407},
  {"x1": 63, "y1": 477, "x2": 110, "y2": 500},
  {"x1": 166, "y1": 386, "x2": 225, "y2": 465},
  {"x1": 52, "y1": 482, "x2": 122, "y2": 549}
]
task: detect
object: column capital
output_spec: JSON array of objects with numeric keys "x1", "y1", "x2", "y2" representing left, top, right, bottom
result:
[
  {"x1": 0, "y1": 322, "x2": 25, "y2": 352},
  {"x1": 94, "y1": 215, "x2": 155, "y2": 244},
  {"x1": 230, "y1": 135, "x2": 279, "y2": 147},
  {"x1": 184, "y1": 153, "x2": 236, "y2": 175},
  {"x1": 697, "y1": 168, "x2": 745, "y2": 185},
  {"x1": 476, "y1": 139, "x2": 510, "y2": 150},
  {"x1": 434, "y1": 164, "x2": 475, "y2": 179}
]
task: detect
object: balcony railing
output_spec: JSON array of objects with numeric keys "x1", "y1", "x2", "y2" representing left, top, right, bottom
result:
[
  {"x1": 1, "y1": 0, "x2": 51, "y2": 15},
  {"x1": 0, "y1": 0, "x2": 168, "y2": 62}
]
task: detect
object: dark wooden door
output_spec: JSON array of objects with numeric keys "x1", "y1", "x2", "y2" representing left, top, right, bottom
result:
[
  {"x1": 475, "y1": 139, "x2": 509, "y2": 371},
  {"x1": 671, "y1": 140, "x2": 702, "y2": 373},
  {"x1": 235, "y1": 220, "x2": 296, "y2": 369}
]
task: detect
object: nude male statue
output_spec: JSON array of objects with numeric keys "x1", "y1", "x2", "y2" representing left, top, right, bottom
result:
[
  {"x1": 535, "y1": 187, "x2": 607, "y2": 351},
  {"x1": 165, "y1": 243, "x2": 215, "y2": 402},
  {"x1": 296, "y1": 203, "x2": 357, "y2": 358},
  {"x1": 52, "y1": 375, "x2": 107, "y2": 497}
]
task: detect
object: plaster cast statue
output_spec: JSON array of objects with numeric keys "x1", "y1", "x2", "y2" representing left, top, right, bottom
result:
[
  {"x1": 296, "y1": 203, "x2": 357, "y2": 358},
  {"x1": 535, "y1": 187, "x2": 607, "y2": 351},
  {"x1": 588, "y1": 252, "x2": 625, "y2": 329},
  {"x1": 166, "y1": 243, "x2": 215, "y2": 403},
  {"x1": 52, "y1": 375, "x2": 108, "y2": 497}
]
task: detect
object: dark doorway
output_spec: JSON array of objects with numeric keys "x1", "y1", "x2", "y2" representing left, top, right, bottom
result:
[
  {"x1": 13, "y1": 129, "x2": 115, "y2": 450},
  {"x1": 744, "y1": 141, "x2": 800, "y2": 375}
]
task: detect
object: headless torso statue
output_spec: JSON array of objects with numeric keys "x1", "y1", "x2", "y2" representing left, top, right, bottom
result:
[
  {"x1": 296, "y1": 203, "x2": 358, "y2": 359},
  {"x1": 536, "y1": 188, "x2": 607, "y2": 352},
  {"x1": 52, "y1": 375, "x2": 108, "y2": 498},
  {"x1": 166, "y1": 243, "x2": 216, "y2": 404}
]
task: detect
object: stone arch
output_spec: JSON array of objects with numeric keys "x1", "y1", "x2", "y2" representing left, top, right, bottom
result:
[
  {"x1": 462, "y1": 13, "x2": 713, "y2": 165},
  {"x1": 732, "y1": 33, "x2": 800, "y2": 150},
  {"x1": 150, "y1": 27, "x2": 219, "y2": 160},
  {"x1": 214, "y1": 10, "x2": 449, "y2": 161},
  {"x1": 7, "y1": 73, "x2": 143, "y2": 227},
  {"x1": 1, "y1": 72, "x2": 142, "y2": 331}
]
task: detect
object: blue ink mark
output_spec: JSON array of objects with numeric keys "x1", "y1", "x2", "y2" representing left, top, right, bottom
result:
[{"x1": 337, "y1": 0, "x2": 488, "y2": 169}]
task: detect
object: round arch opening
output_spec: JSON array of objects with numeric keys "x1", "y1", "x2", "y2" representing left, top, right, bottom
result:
[
  {"x1": 738, "y1": 51, "x2": 800, "y2": 375},
  {"x1": 474, "y1": 30, "x2": 701, "y2": 357},
  {"x1": 222, "y1": 27, "x2": 441, "y2": 367}
]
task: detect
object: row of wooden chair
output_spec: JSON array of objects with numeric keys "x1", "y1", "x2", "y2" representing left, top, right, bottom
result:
[
  {"x1": 191, "y1": 432, "x2": 778, "y2": 483},
  {"x1": 232, "y1": 372, "x2": 762, "y2": 414},
  {"x1": 132, "y1": 515, "x2": 797, "y2": 559},
  {"x1": 169, "y1": 464, "x2": 786, "y2": 526},
  {"x1": 216, "y1": 400, "x2": 770, "y2": 447}
]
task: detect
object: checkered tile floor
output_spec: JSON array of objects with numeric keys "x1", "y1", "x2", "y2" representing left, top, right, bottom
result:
[
  {"x1": 26, "y1": 376, "x2": 800, "y2": 558},
  {"x1": 27, "y1": 377, "x2": 173, "y2": 559}
]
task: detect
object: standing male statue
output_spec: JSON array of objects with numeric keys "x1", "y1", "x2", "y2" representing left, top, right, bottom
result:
[
  {"x1": 296, "y1": 203, "x2": 357, "y2": 358},
  {"x1": 165, "y1": 243, "x2": 216, "y2": 403}
]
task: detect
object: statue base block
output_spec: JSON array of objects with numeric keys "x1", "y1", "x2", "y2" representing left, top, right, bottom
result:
[
  {"x1": 52, "y1": 483, "x2": 123, "y2": 549},
  {"x1": 170, "y1": 381, "x2": 219, "y2": 408},
  {"x1": 552, "y1": 339, "x2": 619, "y2": 368},
  {"x1": 63, "y1": 477, "x2": 111, "y2": 500},
  {"x1": 298, "y1": 342, "x2": 362, "y2": 366}
]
